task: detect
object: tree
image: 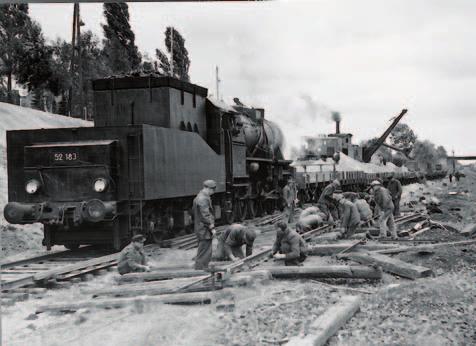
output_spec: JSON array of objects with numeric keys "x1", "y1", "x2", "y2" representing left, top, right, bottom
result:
[
  {"x1": 102, "y1": 3, "x2": 141, "y2": 75},
  {"x1": 0, "y1": 4, "x2": 31, "y2": 102},
  {"x1": 155, "y1": 48, "x2": 171, "y2": 75},
  {"x1": 156, "y1": 27, "x2": 190, "y2": 81},
  {"x1": 16, "y1": 21, "x2": 53, "y2": 92},
  {"x1": 389, "y1": 123, "x2": 417, "y2": 151}
]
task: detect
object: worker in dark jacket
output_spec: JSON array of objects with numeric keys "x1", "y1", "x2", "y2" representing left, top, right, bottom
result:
[
  {"x1": 272, "y1": 221, "x2": 308, "y2": 266},
  {"x1": 117, "y1": 234, "x2": 150, "y2": 275},
  {"x1": 370, "y1": 180, "x2": 397, "y2": 239},
  {"x1": 334, "y1": 193, "x2": 361, "y2": 238},
  {"x1": 317, "y1": 180, "x2": 340, "y2": 222},
  {"x1": 387, "y1": 174, "x2": 402, "y2": 217},
  {"x1": 215, "y1": 224, "x2": 257, "y2": 261},
  {"x1": 193, "y1": 180, "x2": 217, "y2": 270},
  {"x1": 282, "y1": 178, "x2": 297, "y2": 223}
]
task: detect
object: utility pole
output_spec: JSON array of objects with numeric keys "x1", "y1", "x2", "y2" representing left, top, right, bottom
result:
[
  {"x1": 68, "y1": 3, "x2": 83, "y2": 118},
  {"x1": 216, "y1": 66, "x2": 220, "y2": 100},
  {"x1": 452, "y1": 149, "x2": 456, "y2": 173}
]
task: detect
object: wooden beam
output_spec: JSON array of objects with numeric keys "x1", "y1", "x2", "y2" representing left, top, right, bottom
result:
[
  {"x1": 85, "y1": 277, "x2": 211, "y2": 298},
  {"x1": 36, "y1": 291, "x2": 227, "y2": 314},
  {"x1": 340, "y1": 252, "x2": 433, "y2": 279},
  {"x1": 287, "y1": 295, "x2": 362, "y2": 346},
  {"x1": 117, "y1": 269, "x2": 209, "y2": 284},
  {"x1": 307, "y1": 243, "x2": 398, "y2": 256},
  {"x1": 374, "y1": 239, "x2": 476, "y2": 255},
  {"x1": 260, "y1": 265, "x2": 382, "y2": 280}
]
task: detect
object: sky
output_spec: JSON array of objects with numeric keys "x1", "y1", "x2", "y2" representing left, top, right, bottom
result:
[{"x1": 29, "y1": 0, "x2": 476, "y2": 157}]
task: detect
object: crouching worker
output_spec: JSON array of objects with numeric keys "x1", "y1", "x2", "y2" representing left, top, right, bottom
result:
[
  {"x1": 296, "y1": 206, "x2": 326, "y2": 233},
  {"x1": 117, "y1": 234, "x2": 151, "y2": 275},
  {"x1": 271, "y1": 221, "x2": 308, "y2": 266},
  {"x1": 333, "y1": 192, "x2": 360, "y2": 239},
  {"x1": 215, "y1": 224, "x2": 257, "y2": 261}
]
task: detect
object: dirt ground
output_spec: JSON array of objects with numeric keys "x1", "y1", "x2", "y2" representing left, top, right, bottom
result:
[{"x1": 3, "y1": 167, "x2": 476, "y2": 346}]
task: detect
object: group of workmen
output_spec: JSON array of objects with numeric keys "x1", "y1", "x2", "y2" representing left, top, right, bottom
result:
[{"x1": 117, "y1": 174, "x2": 403, "y2": 274}]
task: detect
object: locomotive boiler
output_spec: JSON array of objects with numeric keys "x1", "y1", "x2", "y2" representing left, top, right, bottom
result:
[{"x1": 3, "y1": 75, "x2": 292, "y2": 250}]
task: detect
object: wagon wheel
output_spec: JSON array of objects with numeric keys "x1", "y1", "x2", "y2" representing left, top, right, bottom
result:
[{"x1": 247, "y1": 199, "x2": 257, "y2": 219}]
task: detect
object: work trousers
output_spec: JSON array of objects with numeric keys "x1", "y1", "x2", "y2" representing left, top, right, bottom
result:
[
  {"x1": 392, "y1": 196, "x2": 401, "y2": 217},
  {"x1": 214, "y1": 240, "x2": 245, "y2": 261},
  {"x1": 195, "y1": 239, "x2": 213, "y2": 270},
  {"x1": 279, "y1": 243, "x2": 307, "y2": 266},
  {"x1": 379, "y1": 209, "x2": 397, "y2": 238},
  {"x1": 343, "y1": 222, "x2": 360, "y2": 239},
  {"x1": 284, "y1": 203, "x2": 295, "y2": 223}
]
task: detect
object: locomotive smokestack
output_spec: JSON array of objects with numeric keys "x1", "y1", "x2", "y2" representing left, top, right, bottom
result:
[{"x1": 332, "y1": 111, "x2": 342, "y2": 134}]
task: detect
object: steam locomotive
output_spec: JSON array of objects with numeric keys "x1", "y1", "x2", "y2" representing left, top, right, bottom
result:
[{"x1": 3, "y1": 75, "x2": 292, "y2": 250}]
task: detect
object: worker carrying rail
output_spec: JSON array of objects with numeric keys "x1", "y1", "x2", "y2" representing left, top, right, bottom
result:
[
  {"x1": 117, "y1": 234, "x2": 151, "y2": 275},
  {"x1": 271, "y1": 221, "x2": 308, "y2": 266},
  {"x1": 214, "y1": 224, "x2": 257, "y2": 261},
  {"x1": 317, "y1": 180, "x2": 341, "y2": 223},
  {"x1": 193, "y1": 179, "x2": 217, "y2": 270}
]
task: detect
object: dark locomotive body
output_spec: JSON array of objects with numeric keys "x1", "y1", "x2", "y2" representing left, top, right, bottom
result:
[{"x1": 4, "y1": 76, "x2": 292, "y2": 250}]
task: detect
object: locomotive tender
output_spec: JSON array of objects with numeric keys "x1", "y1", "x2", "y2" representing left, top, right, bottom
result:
[{"x1": 4, "y1": 75, "x2": 292, "y2": 250}]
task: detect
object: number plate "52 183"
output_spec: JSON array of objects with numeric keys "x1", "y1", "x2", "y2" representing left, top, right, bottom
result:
[{"x1": 53, "y1": 152, "x2": 78, "y2": 161}]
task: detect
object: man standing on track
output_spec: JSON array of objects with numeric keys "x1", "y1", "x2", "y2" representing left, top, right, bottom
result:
[
  {"x1": 370, "y1": 180, "x2": 398, "y2": 240},
  {"x1": 282, "y1": 178, "x2": 298, "y2": 223},
  {"x1": 193, "y1": 180, "x2": 217, "y2": 270},
  {"x1": 387, "y1": 174, "x2": 402, "y2": 217}
]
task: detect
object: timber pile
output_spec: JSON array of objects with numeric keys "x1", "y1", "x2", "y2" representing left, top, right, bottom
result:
[{"x1": 307, "y1": 243, "x2": 399, "y2": 256}]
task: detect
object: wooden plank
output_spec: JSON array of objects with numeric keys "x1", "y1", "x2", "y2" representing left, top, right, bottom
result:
[
  {"x1": 374, "y1": 239, "x2": 476, "y2": 255},
  {"x1": 36, "y1": 291, "x2": 227, "y2": 313},
  {"x1": 408, "y1": 227, "x2": 432, "y2": 239},
  {"x1": 340, "y1": 252, "x2": 433, "y2": 279},
  {"x1": 33, "y1": 253, "x2": 120, "y2": 283},
  {"x1": 260, "y1": 265, "x2": 382, "y2": 280},
  {"x1": 287, "y1": 295, "x2": 362, "y2": 346},
  {"x1": 307, "y1": 243, "x2": 398, "y2": 256},
  {"x1": 117, "y1": 269, "x2": 209, "y2": 284}
]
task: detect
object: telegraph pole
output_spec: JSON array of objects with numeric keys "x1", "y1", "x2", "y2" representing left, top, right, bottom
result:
[
  {"x1": 68, "y1": 3, "x2": 83, "y2": 118},
  {"x1": 216, "y1": 66, "x2": 220, "y2": 100}
]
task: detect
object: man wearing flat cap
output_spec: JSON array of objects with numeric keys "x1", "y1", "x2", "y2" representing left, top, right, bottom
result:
[
  {"x1": 215, "y1": 223, "x2": 257, "y2": 261},
  {"x1": 193, "y1": 179, "x2": 217, "y2": 269},
  {"x1": 117, "y1": 234, "x2": 150, "y2": 275}
]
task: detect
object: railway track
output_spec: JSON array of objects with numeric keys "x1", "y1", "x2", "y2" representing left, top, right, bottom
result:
[
  {"x1": 1, "y1": 247, "x2": 116, "y2": 291},
  {"x1": 1, "y1": 211, "x2": 424, "y2": 294}
]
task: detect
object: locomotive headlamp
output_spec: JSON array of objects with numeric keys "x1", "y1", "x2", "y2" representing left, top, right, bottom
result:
[
  {"x1": 93, "y1": 178, "x2": 108, "y2": 193},
  {"x1": 25, "y1": 179, "x2": 40, "y2": 194}
]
